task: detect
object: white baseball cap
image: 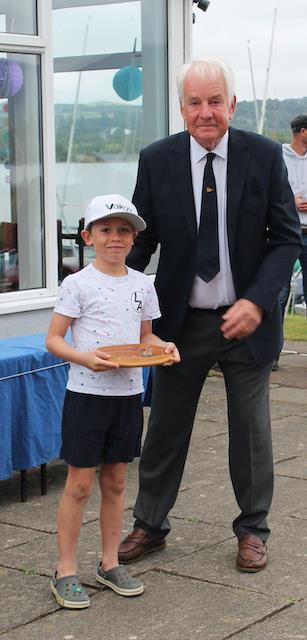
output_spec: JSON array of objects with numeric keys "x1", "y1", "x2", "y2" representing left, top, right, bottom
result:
[{"x1": 84, "y1": 194, "x2": 146, "y2": 232}]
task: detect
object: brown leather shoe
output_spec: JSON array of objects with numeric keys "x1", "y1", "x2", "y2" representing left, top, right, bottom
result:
[
  {"x1": 237, "y1": 534, "x2": 268, "y2": 573},
  {"x1": 118, "y1": 528, "x2": 166, "y2": 564}
]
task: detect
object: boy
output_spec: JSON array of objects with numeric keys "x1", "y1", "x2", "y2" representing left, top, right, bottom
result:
[{"x1": 46, "y1": 194, "x2": 180, "y2": 609}]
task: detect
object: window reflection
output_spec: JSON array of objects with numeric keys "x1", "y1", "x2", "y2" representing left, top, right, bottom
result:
[
  {"x1": 0, "y1": 0, "x2": 37, "y2": 35},
  {"x1": 0, "y1": 52, "x2": 44, "y2": 293},
  {"x1": 53, "y1": 0, "x2": 167, "y2": 278}
]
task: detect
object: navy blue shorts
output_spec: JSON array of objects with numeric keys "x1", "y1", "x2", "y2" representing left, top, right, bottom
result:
[{"x1": 61, "y1": 390, "x2": 143, "y2": 467}]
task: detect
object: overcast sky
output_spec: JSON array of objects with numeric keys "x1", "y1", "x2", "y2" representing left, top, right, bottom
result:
[
  {"x1": 192, "y1": 0, "x2": 306, "y2": 102},
  {"x1": 53, "y1": 0, "x2": 306, "y2": 105}
]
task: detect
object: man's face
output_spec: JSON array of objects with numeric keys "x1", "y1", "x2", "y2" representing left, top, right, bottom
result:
[{"x1": 180, "y1": 71, "x2": 236, "y2": 150}]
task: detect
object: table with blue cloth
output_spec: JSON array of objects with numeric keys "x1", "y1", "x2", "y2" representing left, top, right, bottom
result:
[
  {"x1": 0, "y1": 333, "x2": 151, "y2": 501},
  {"x1": 0, "y1": 333, "x2": 69, "y2": 500}
]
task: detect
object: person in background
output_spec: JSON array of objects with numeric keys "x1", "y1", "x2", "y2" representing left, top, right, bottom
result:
[
  {"x1": 272, "y1": 114, "x2": 307, "y2": 371},
  {"x1": 45, "y1": 194, "x2": 180, "y2": 609},
  {"x1": 282, "y1": 114, "x2": 307, "y2": 307},
  {"x1": 118, "y1": 58, "x2": 302, "y2": 573}
]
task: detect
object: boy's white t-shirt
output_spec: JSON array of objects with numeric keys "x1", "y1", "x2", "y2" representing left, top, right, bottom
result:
[{"x1": 54, "y1": 263, "x2": 161, "y2": 396}]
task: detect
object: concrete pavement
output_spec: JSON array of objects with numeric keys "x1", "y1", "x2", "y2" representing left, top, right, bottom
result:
[{"x1": 0, "y1": 339, "x2": 306, "y2": 639}]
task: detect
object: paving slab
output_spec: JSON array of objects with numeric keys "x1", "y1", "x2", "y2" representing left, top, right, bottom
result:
[
  {"x1": 0, "y1": 460, "x2": 141, "y2": 524},
  {"x1": 271, "y1": 368, "x2": 307, "y2": 390},
  {"x1": 280, "y1": 352, "x2": 307, "y2": 367},
  {"x1": 272, "y1": 354, "x2": 307, "y2": 387},
  {"x1": 188, "y1": 414, "x2": 306, "y2": 479},
  {"x1": 270, "y1": 339, "x2": 307, "y2": 390},
  {"x1": 271, "y1": 417, "x2": 307, "y2": 462},
  {"x1": 0, "y1": 570, "x2": 289, "y2": 640},
  {"x1": 122, "y1": 458, "x2": 142, "y2": 507},
  {"x1": 0, "y1": 466, "x2": 108, "y2": 532},
  {"x1": 0, "y1": 353, "x2": 306, "y2": 640},
  {"x1": 170, "y1": 472, "x2": 237, "y2": 530},
  {"x1": 119, "y1": 513, "x2": 232, "y2": 576},
  {"x1": 0, "y1": 511, "x2": 230, "y2": 588},
  {"x1": 199, "y1": 375, "x2": 228, "y2": 400},
  {"x1": 0, "y1": 522, "x2": 47, "y2": 551},
  {"x1": 189, "y1": 415, "x2": 228, "y2": 440},
  {"x1": 270, "y1": 399, "x2": 307, "y2": 419},
  {"x1": 193, "y1": 402, "x2": 230, "y2": 424},
  {"x1": 0, "y1": 488, "x2": 102, "y2": 533},
  {"x1": 166, "y1": 514, "x2": 307, "y2": 600},
  {"x1": 291, "y1": 508, "x2": 307, "y2": 521},
  {"x1": 199, "y1": 378, "x2": 307, "y2": 422},
  {"x1": 0, "y1": 493, "x2": 59, "y2": 532},
  {"x1": 233, "y1": 599, "x2": 307, "y2": 639},
  {"x1": 171, "y1": 473, "x2": 307, "y2": 533},
  {"x1": 0, "y1": 460, "x2": 67, "y2": 504},
  {"x1": 191, "y1": 377, "x2": 229, "y2": 425},
  {"x1": 270, "y1": 387, "x2": 307, "y2": 406},
  {"x1": 275, "y1": 456, "x2": 307, "y2": 480},
  {"x1": 0, "y1": 529, "x2": 61, "y2": 578},
  {"x1": 189, "y1": 413, "x2": 307, "y2": 467},
  {"x1": 0, "y1": 567, "x2": 58, "y2": 635},
  {"x1": 283, "y1": 339, "x2": 307, "y2": 354},
  {"x1": 182, "y1": 434, "x2": 229, "y2": 488},
  {"x1": 0, "y1": 461, "x2": 66, "y2": 531},
  {"x1": 270, "y1": 476, "x2": 307, "y2": 521}
]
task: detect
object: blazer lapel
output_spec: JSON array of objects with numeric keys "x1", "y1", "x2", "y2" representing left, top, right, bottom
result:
[
  {"x1": 227, "y1": 128, "x2": 250, "y2": 255},
  {"x1": 171, "y1": 132, "x2": 197, "y2": 240},
  {"x1": 168, "y1": 128, "x2": 250, "y2": 247}
]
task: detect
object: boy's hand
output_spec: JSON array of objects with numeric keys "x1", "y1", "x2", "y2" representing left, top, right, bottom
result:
[
  {"x1": 295, "y1": 195, "x2": 307, "y2": 212},
  {"x1": 162, "y1": 342, "x2": 181, "y2": 366},
  {"x1": 81, "y1": 350, "x2": 120, "y2": 372}
]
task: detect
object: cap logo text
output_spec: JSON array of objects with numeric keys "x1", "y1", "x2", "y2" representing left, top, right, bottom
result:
[{"x1": 106, "y1": 203, "x2": 133, "y2": 213}]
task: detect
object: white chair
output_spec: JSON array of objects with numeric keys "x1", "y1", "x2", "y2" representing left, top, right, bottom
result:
[{"x1": 285, "y1": 264, "x2": 303, "y2": 315}]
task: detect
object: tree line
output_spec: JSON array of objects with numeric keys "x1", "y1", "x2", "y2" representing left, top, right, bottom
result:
[{"x1": 53, "y1": 96, "x2": 307, "y2": 162}]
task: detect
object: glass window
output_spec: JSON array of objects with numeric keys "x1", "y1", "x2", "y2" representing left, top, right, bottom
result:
[
  {"x1": 53, "y1": 0, "x2": 167, "y2": 277},
  {"x1": 0, "y1": 0, "x2": 37, "y2": 35},
  {"x1": 0, "y1": 52, "x2": 44, "y2": 293}
]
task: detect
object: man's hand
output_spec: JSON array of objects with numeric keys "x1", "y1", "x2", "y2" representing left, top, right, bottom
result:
[{"x1": 221, "y1": 299, "x2": 263, "y2": 340}]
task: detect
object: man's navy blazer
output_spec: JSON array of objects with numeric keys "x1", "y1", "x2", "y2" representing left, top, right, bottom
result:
[{"x1": 127, "y1": 127, "x2": 302, "y2": 366}]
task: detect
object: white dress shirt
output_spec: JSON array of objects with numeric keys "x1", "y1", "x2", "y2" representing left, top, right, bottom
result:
[{"x1": 189, "y1": 131, "x2": 236, "y2": 309}]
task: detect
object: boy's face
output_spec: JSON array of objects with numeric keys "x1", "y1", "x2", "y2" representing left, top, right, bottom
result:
[{"x1": 81, "y1": 216, "x2": 137, "y2": 266}]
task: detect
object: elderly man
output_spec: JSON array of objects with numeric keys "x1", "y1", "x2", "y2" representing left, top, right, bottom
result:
[{"x1": 119, "y1": 58, "x2": 301, "y2": 572}]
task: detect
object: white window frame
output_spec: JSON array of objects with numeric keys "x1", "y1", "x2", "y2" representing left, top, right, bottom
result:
[
  {"x1": 0, "y1": 0, "x2": 192, "y2": 315},
  {"x1": 168, "y1": 0, "x2": 192, "y2": 134},
  {"x1": 0, "y1": 0, "x2": 58, "y2": 315}
]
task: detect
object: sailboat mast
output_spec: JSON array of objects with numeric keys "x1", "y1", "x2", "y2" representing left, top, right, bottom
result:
[
  {"x1": 258, "y1": 3, "x2": 278, "y2": 134},
  {"x1": 247, "y1": 40, "x2": 259, "y2": 131},
  {"x1": 60, "y1": 18, "x2": 91, "y2": 228}
]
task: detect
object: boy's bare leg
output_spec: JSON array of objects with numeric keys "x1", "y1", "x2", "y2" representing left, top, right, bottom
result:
[
  {"x1": 56, "y1": 465, "x2": 96, "y2": 577},
  {"x1": 99, "y1": 463, "x2": 127, "y2": 570}
]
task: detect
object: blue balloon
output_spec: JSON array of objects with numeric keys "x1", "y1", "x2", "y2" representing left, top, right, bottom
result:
[{"x1": 113, "y1": 66, "x2": 142, "y2": 102}]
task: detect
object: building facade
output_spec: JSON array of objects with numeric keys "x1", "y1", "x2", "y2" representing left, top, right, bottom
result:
[{"x1": 0, "y1": 0, "x2": 192, "y2": 336}]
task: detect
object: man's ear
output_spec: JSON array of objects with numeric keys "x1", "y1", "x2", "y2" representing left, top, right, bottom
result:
[
  {"x1": 81, "y1": 229, "x2": 93, "y2": 246},
  {"x1": 180, "y1": 100, "x2": 186, "y2": 122},
  {"x1": 133, "y1": 230, "x2": 138, "y2": 241},
  {"x1": 229, "y1": 95, "x2": 237, "y2": 120}
]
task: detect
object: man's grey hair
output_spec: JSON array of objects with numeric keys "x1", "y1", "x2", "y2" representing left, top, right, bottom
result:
[{"x1": 176, "y1": 58, "x2": 236, "y2": 106}]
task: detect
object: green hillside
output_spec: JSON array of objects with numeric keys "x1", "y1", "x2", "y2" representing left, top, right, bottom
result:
[
  {"x1": 232, "y1": 96, "x2": 307, "y2": 141},
  {"x1": 54, "y1": 96, "x2": 307, "y2": 161}
]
